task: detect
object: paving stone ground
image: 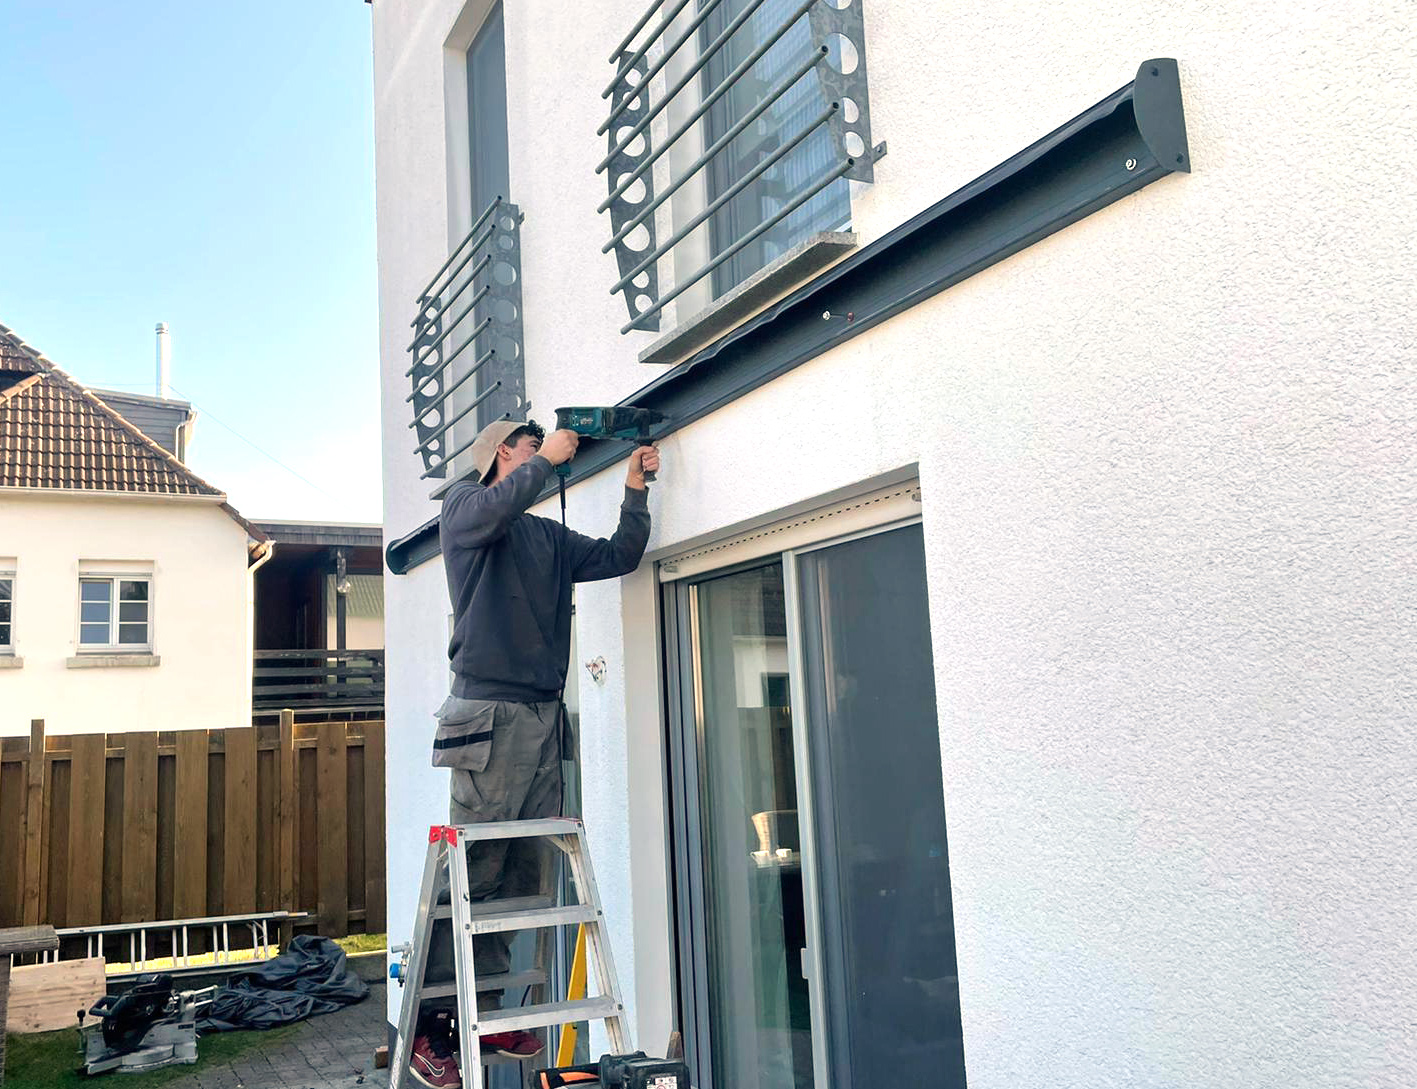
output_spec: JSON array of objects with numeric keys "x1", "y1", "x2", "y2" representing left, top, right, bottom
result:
[{"x1": 167, "y1": 983, "x2": 390, "y2": 1089}]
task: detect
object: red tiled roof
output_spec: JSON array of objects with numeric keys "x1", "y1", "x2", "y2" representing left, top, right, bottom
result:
[{"x1": 0, "y1": 323, "x2": 224, "y2": 496}]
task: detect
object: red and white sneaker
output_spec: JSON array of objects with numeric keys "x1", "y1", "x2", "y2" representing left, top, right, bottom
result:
[
  {"x1": 480, "y1": 1029, "x2": 545, "y2": 1059},
  {"x1": 411, "y1": 1033, "x2": 462, "y2": 1088}
]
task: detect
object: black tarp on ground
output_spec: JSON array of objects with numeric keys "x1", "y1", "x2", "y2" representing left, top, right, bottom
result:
[{"x1": 199, "y1": 935, "x2": 369, "y2": 1032}]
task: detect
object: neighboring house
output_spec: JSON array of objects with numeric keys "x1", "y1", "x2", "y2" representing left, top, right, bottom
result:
[
  {"x1": 370, "y1": 4, "x2": 1414, "y2": 1088},
  {"x1": 87, "y1": 387, "x2": 199, "y2": 462},
  {"x1": 250, "y1": 519, "x2": 385, "y2": 719},
  {"x1": 0, "y1": 323, "x2": 269, "y2": 737}
]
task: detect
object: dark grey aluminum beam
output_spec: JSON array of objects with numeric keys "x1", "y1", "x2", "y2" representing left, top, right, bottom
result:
[{"x1": 387, "y1": 60, "x2": 1189, "y2": 575}]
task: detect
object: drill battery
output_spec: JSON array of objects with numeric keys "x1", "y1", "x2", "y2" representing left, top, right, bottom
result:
[{"x1": 527, "y1": 1051, "x2": 691, "y2": 1089}]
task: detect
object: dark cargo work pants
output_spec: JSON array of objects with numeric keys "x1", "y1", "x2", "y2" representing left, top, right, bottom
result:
[{"x1": 437, "y1": 697, "x2": 563, "y2": 1011}]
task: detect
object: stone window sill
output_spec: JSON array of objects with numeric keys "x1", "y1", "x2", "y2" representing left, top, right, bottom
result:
[
  {"x1": 0, "y1": 655, "x2": 22, "y2": 669},
  {"x1": 637, "y1": 231, "x2": 858, "y2": 366},
  {"x1": 66, "y1": 653, "x2": 161, "y2": 669}
]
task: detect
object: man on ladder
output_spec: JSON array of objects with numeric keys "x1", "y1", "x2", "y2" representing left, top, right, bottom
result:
[{"x1": 412, "y1": 417, "x2": 659, "y2": 1086}]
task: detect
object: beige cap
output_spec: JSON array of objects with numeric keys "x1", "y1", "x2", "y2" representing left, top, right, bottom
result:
[{"x1": 468, "y1": 419, "x2": 523, "y2": 484}]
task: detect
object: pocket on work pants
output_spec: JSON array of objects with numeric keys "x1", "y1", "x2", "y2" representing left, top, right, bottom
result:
[{"x1": 431, "y1": 695, "x2": 496, "y2": 773}]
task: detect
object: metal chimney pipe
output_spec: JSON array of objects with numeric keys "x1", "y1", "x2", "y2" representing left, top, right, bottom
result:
[{"x1": 155, "y1": 322, "x2": 171, "y2": 399}]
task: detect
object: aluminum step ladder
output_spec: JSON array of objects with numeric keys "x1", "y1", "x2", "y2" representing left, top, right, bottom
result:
[{"x1": 389, "y1": 819, "x2": 631, "y2": 1089}]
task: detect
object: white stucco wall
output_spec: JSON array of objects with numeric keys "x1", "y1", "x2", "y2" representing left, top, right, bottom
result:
[
  {"x1": 374, "y1": 0, "x2": 1416, "y2": 1083},
  {"x1": 0, "y1": 492, "x2": 254, "y2": 737}
]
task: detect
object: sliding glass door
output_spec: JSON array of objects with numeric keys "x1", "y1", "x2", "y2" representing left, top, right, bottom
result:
[
  {"x1": 671, "y1": 561, "x2": 813, "y2": 1089},
  {"x1": 665, "y1": 519, "x2": 966, "y2": 1089}
]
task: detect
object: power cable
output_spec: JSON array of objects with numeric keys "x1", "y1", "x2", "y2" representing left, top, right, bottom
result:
[{"x1": 167, "y1": 383, "x2": 340, "y2": 501}]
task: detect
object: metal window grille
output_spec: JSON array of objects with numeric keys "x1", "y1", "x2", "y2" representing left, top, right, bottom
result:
[
  {"x1": 598, "y1": 0, "x2": 875, "y2": 335},
  {"x1": 408, "y1": 198, "x2": 527, "y2": 482}
]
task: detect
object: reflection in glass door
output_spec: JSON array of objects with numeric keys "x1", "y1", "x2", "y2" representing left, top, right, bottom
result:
[
  {"x1": 667, "y1": 515, "x2": 967, "y2": 1089},
  {"x1": 796, "y1": 524, "x2": 967, "y2": 1087},
  {"x1": 684, "y1": 562, "x2": 814, "y2": 1089}
]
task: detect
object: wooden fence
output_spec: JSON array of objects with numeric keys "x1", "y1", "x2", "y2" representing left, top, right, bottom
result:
[{"x1": 0, "y1": 715, "x2": 385, "y2": 939}]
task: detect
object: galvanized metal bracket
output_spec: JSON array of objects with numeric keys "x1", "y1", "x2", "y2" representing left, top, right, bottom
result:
[
  {"x1": 807, "y1": 0, "x2": 876, "y2": 182},
  {"x1": 410, "y1": 306, "x2": 450, "y2": 480},
  {"x1": 604, "y1": 51, "x2": 660, "y2": 332},
  {"x1": 479, "y1": 205, "x2": 529, "y2": 424},
  {"x1": 408, "y1": 199, "x2": 528, "y2": 481}
]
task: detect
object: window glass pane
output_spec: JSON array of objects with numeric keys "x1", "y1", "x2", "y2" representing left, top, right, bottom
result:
[
  {"x1": 0, "y1": 578, "x2": 11, "y2": 601},
  {"x1": 119, "y1": 601, "x2": 148, "y2": 623},
  {"x1": 693, "y1": 563, "x2": 814, "y2": 1089},
  {"x1": 118, "y1": 624, "x2": 148, "y2": 645},
  {"x1": 119, "y1": 580, "x2": 149, "y2": 602},
  {"x1": 81, "y1": 601, "x2": 111, "y2": 624},
  {"x1": 702, "y1": 0, "x2": 850, "y2": 297},
  {"x1": 798, "y1": 525, "x2": 966, "y2": 1087},
  {"x1": 466, "y1": 2, "x2": 510, "y2": 432},
  {"x1": 81, "y1": 579, "x2": 112, "y2": 603},
  {"x1": 80, "y1": 623, "x2": 110, "y2": 645}
]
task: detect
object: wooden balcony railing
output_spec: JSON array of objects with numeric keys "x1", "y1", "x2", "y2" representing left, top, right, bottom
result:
[{"x1": 252, "y1": 649, "x2": 384, "y2": 716}]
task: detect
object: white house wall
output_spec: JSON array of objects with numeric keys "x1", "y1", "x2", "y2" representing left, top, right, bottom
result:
[
  {"x1": 374, "y1": 1, "x2": 1416, "y2": 1084},
  {"x1": 0, "y1": 493, "x2": 254, "y2": 737}
]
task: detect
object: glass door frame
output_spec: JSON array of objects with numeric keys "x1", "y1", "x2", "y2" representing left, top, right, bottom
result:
[{"x1": 660, "y1": 515, "x2": 925, "y2": 1089}]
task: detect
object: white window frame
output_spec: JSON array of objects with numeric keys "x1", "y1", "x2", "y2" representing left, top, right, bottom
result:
[
  {"x1": 0, "y1": 571, "x2": 14, "y2": 653},
  {"x1": 77, "y1": 575, "x2": 154, "y2": 653}
]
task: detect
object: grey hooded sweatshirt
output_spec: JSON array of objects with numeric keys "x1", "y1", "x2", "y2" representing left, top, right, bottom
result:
[{"x1": 439, "y1": 454, "x2": 650, "y2": 702}]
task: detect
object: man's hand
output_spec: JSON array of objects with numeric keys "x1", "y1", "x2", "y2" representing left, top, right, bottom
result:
[
  {"x1": 627, "y1": 444, "x2": 660, "y2": 490},
  {"x1": 539, "y1": 429, "x2": 581, "y2": 466}
]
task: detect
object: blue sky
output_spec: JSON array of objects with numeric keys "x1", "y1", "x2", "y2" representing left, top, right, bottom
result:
[{"x1": 0, "y1": 1, "x2": 380, "y2": 522}]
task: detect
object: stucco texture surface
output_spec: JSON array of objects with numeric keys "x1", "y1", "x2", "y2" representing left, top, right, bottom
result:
[
  {"x1": 0, "y1": 495, "x2": 254, "y2": 735},
  {"x1": 372, "y1": 0, "x2": 1416, "y2": 1084}
]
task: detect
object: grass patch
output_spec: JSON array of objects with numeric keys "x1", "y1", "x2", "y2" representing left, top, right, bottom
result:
[
  {"x1": 90, "y1": 932, "x2": 386, "y2": 977},
  {"x1": 335, "y1": 932, "x2": 387, "y2": 955},
  {"x1": 3, "y1": 1023, "x2": 300, "y2": 1089}
]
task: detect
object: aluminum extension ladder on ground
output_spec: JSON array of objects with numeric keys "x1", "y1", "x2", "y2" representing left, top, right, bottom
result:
[{"x1": 389, "y1": 818, "x2": 631, "y2": 1089}]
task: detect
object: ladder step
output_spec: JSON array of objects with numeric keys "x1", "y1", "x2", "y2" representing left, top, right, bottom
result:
[
  {"x1": 449, "y1": 818, "x2": 584, "y2": 842},
  {"x1": 468, "y1": 904, "x2": 597, "y2": 935},
  {"x1": 467, "y1": 895, "x2": 556, "y2": 918},
  {"x1": 477, "y1": 996, "x2": 620, "y2": 1033},
  {"x1": 421, "y1": 969, "x2": 547, "y2": 998},
  {"x1": 433, "y1": 894, "x2": 554, "y2": 922}
]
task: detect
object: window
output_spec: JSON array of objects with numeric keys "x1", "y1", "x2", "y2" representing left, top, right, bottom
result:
[
  {"x1": 702, "y1": 0, "x2": 850, "y2": 297},
  {"x1": 0, "y1": 575, "x2": 13, "y2": 650},
  {"x1": 408, "y1": 1, "x2": 526, "y2": 489},
  {"x1": 598, "y1": 0, "x2": 874, "y2": 334},
  {"x1": 662, "y1": 520, "x2": 966, "y2": 1089},
  {"x1": 466, "y1": 2, "x2": 510, "y2": 223},
  {"x1": 79, "y1": 577, "x2": 152, "y2": 650}
]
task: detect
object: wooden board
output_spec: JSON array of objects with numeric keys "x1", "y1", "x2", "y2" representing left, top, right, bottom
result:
[
  {"x1": 173, "y1": 731, "x2": 209, "y2": 918},
  {"x1": 5, "y1": 957, "x2": 106, "y2": 1033},
  {"x1": 0, "y1": 761, "x2": 25, "y2": 926},
  {"x1": 101, "y1": 756, "x2": 123, "y2": 923},
  {"x1": 223, "y1": 728, "x2": 257, "y2": 914},
  {"x1": 316, "y1": 722, "x2": 348, "y2": 936},
  {"x1": 121, "y1": 732, "x2": 159, "y2": 922},
  {"x1": 277, "y1": 711, "x2": 296, "y2": 916},
  {"x1": 363, "y1": 721, "x2": 387, "y2": 933},
  {"x1": 155, "y1": 750, "x2": 176, "y2": 920},
  {"x1": 66, "y1": 733, "x2": 107, "y2": 926},
  {"x1": 22, "y1": 720, "x2": 44, "y2": 925},
  {"x1": 0, "y1": 926, "x2": 58, "y2": 956}
]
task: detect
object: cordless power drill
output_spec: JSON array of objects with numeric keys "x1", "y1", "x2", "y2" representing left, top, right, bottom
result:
[{"x1": 554, "y1": 405, "x2": 666, "y2": 482}]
